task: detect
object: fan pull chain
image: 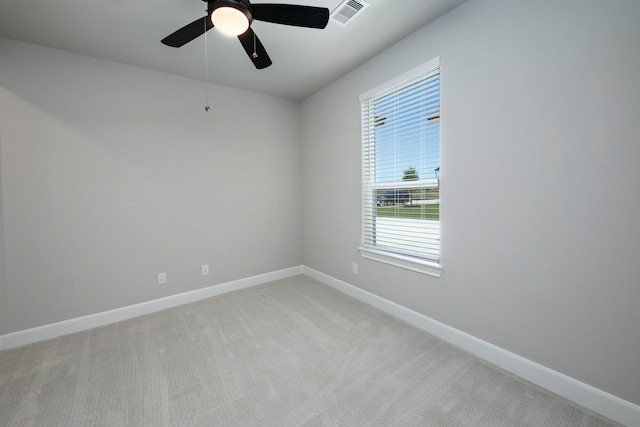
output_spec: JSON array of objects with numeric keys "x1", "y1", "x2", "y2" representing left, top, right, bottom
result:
[
  {"x1": 203, "y1": 14, "x2": 210, "y2": 112},
  {"x1": 252, "y1": 31, "x2": 258, "y2": 58}
]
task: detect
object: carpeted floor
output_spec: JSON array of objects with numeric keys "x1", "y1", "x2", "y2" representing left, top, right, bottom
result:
[{"x1": 0, "y1": 275, "x2": 623, "y2": 426}]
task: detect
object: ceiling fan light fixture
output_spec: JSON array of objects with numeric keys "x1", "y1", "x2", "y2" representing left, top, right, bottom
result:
[{"x1": 211, "y1": 6, "x2": 250, "y2": 36}]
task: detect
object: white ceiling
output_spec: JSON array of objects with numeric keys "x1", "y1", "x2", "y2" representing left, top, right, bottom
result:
[{"x1": 0, "y1": 0, "x2": 467, "y2": 100}]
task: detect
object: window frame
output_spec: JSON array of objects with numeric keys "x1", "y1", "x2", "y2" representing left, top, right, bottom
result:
[{"x1": 358, "y1": 58, "x2": 442, "y2": 278}]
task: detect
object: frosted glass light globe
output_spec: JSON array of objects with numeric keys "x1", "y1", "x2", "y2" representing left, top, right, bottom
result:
[{"x1": 211, "y1": 7, "x2": 249, "y2": 36}]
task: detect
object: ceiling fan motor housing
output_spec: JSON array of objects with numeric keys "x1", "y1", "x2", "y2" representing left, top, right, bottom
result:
[{"x1": 207, "y1": 0, "x2": 253, "y2": 25}]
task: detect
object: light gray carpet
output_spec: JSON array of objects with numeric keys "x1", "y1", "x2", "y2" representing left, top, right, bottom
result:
[{"x1": 0, "y1": 275, "x2": 622, "y2": 426}]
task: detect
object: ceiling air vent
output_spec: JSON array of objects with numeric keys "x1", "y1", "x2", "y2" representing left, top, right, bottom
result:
[{"x1": 330, "y1": 0, "x2": 370, "y2": 27}]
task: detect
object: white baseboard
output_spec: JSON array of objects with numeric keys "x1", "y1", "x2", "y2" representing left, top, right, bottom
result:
[
  {"x1": 302, "y1": 266, "x2": 640, "y2": 427},
  {"x1": 0, "y1": 266, "x2": 303, "y2": 351}
]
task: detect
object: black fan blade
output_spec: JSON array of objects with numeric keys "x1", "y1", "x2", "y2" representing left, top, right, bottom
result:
[
  {"x1": 238, "y1": 28, "x2": 272, "y2": 69},
  {"x1": 161, "y1": 17, "x2": 214, "y2": 47},
  {"x1": 251, "y1": 4, "x2": 329, "y2": 29}
]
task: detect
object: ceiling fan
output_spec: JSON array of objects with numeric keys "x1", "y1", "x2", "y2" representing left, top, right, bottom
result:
[{"x1": 161, "y1": 0, "x2": 330, "y2": 69}]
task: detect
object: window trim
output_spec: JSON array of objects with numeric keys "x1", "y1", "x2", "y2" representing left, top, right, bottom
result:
[
  {"x1": 358, "y1": 246, "x2": 443, "y2": 278},
  {"x1": 359, "y1": 57, "x2": 442, "y2": 277}
]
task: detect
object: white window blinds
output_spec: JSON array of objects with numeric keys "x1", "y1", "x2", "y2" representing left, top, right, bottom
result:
[{"x1": 360, "y1": 59, "x2": 440, "y2": 263}]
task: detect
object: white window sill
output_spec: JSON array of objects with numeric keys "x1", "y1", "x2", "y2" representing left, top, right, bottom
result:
[{"x1": 358, "y1": 247, "x2": 442, "y2": 278}]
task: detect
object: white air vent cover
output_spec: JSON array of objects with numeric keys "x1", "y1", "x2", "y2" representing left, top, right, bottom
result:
[{"x1": 330, "y1": 0, "x2": 370, "y2": 27}]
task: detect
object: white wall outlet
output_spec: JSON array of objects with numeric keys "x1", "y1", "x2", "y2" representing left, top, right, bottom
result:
[
  {"x1": 202, "y1": 264, "x2": 209, "y2": 275},
  {"x1": 158, "y1": 272, "x2": 167, "y2": 285},
  {"x1": 352, "y1": 263, "x2": 358, "y2": 275}
]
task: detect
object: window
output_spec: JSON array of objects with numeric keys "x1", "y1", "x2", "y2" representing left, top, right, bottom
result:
[{"x1": 359, "y1": 58, "x2": 441, "y2": 277}]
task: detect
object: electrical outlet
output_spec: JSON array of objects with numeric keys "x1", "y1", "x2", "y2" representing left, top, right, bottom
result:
[
  {"x1": 352, "y1": 263, "x2": 358, "y2": 275},
  {"x1": 158, "y1": 272, "x2": 167, "y2": 285},
  {"x1": 202, "y1": 264, "x2": 209, "y2": 275}
]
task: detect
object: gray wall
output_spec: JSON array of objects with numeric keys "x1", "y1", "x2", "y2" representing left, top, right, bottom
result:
[
  {"x1": 0, "y1": 136, "x2": 6, "y2": 336},
  {"x1": 0, "y1": 38, "x2": 303, "y2": 333},
  {"x1": 302, "y1": 0, "x2": 640, "y2": 406}
]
